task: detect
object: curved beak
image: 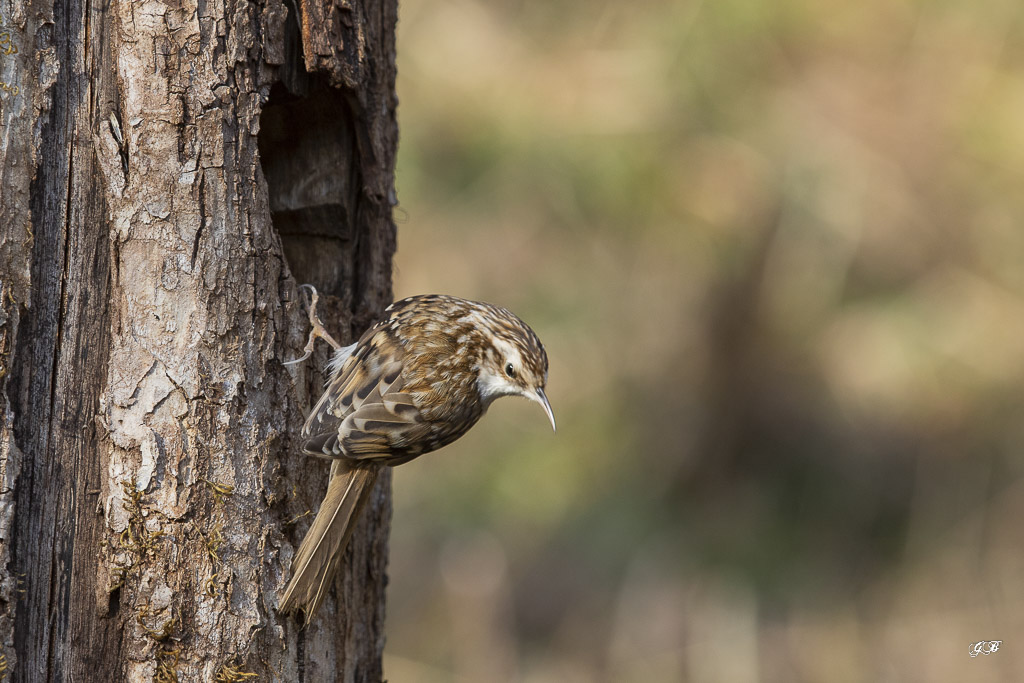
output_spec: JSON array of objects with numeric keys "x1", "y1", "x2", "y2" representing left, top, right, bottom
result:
[{"x1": 532, "y1": 388, "x2": 556, "y2": 432}]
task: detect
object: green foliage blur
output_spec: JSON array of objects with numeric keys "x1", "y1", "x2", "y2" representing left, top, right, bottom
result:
[{"x1": 386, "y1": 0, "x2": 1024, "y2": 680}]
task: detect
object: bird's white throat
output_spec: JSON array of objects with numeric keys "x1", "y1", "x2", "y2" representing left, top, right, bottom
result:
[{"x1": 476, "y1": 369, "x2": 520, "y2": 407}]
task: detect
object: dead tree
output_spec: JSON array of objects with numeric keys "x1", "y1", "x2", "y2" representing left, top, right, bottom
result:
[{"x1": 0, "y1": 0, "x2": 397, "y2": 679}]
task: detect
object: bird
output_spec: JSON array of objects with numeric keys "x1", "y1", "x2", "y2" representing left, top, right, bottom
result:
[{"x1": 280, "y1": 286, "x2": 555, "y2": 623}]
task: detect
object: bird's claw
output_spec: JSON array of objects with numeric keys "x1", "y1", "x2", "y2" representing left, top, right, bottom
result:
[{"x1": 285, "y1": 284, "x2": 344, "y2": 366}]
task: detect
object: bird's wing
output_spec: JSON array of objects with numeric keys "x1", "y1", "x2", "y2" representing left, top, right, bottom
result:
[
  {"x1": 302, "y1": 333, "x2": 431, "y2": 460},
  {"x1": 301, "y1": 325, "x2": 391, "y2": 440}
]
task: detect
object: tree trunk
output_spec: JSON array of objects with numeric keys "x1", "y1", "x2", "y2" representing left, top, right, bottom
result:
[{"x1": 0, "y1": 0, "x2": 397, "y2": 678}]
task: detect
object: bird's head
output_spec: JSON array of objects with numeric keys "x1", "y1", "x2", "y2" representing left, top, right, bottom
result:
[{"x1": 475, "y1": 307, "x2": 555, "y2": 431}]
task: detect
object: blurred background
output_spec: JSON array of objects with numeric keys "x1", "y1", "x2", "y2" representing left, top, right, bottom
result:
[{"x1": 384, "y1": 0, "x2": 1024, "y2": 681}]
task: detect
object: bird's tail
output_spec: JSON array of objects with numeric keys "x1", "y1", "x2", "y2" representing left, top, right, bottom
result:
[{"x1": 280, "y1": 461, "x2": 381, "y2": 623}]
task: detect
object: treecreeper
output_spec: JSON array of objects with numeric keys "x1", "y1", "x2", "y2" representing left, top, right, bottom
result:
[{"x1": 280, "y1": 285, "x2": 555, "y2": 622}]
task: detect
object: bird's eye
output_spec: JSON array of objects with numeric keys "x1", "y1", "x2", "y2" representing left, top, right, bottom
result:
[{"x1": 504, "y1": 362, "x2": 516, "y2": 379}]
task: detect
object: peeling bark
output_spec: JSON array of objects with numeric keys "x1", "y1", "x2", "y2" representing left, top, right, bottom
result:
[{"x1": 0, "y1": 0, "x2": 397, "y2": 678}]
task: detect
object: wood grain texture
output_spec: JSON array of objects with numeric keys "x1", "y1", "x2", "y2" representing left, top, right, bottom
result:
[{"x1": 0, "y1": 0, "x2": 398, "y2": 678}]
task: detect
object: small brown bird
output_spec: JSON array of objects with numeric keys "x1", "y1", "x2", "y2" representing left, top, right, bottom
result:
[{"x1": 280, "y1": 287, "x2": 554, "y2": 622}]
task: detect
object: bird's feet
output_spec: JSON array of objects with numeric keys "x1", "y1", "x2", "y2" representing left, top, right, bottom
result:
[{"x1": 285, "y1": 284, "x2": 344, "y2": 365}]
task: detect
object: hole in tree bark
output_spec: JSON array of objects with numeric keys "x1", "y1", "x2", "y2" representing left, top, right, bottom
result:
[
  {"x1": 258, "y1": 9, "x2": 360, "y2": 299},
  {"x1": 106, "y1": 584, "x2": 121, "y2": 618}
]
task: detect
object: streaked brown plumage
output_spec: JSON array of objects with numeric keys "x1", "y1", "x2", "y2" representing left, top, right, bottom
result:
[{"x1": 280, "y1": 291, "x2": 554, "y2": 622}]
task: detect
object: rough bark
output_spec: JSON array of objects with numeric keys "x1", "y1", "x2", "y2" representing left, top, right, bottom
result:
[{"x1": 0, "y1": 0, "x2": 397, "y2": 678}]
